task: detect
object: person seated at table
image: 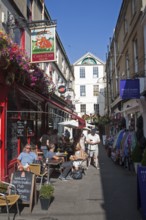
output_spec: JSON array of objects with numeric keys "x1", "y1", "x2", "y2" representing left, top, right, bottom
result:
[
  {"x1": 31, "y1": 143, "x2": 44, "y2": 161},
  {"x1": 46, "y1": 143, "x2": 73, "y2": 181},
  {"x1": 70, "y1": 142, "x2": 88, "y2": 170},
  {"x1": 17, "y1": 144, "x2": 38, "y2": 171}
]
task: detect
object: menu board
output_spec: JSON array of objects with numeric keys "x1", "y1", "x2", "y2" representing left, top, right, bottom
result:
[
  {"x1": 7, "y1": 120, "x2": 18, "y2": 161},
  {"x1": 11, "y1": 171, "x2": 35, "y2": 212},
  {"x1": 17, "y1": 120, "x2": 25, "y2": 137}
]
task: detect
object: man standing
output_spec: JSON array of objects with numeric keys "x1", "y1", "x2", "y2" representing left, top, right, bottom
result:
[{"x1": 86, "y1": 128, "x2": 100, "y2": 169}]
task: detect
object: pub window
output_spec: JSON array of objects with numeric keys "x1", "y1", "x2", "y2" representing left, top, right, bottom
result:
[
  {"x1": 80, "y1": 104, "x2": 86, "y2": 113},
  {"x1": 80, "y1": 85, "x2": 86, "y2": 96},
  {"x1": 80, "y1": 67, "x2": 85, "y2": 78}
]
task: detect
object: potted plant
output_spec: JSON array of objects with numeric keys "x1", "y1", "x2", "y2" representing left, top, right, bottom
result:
[
  {"x1": 39, "y1": 184, "x2": 54, "y2": 210},
  {"x1": 131, "y1": 143, "x2": 143, "y2": 173}
]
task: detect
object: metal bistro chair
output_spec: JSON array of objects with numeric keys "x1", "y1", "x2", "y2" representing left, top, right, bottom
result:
[
  {"x1": 29, "y1": 164, "x2": 48, "y2": 189},
  {"x1": 0, "y1": 181, "x2": 20, "y2": 220}
]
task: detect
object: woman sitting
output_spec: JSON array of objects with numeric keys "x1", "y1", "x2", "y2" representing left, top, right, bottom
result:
[{"x1": 70, "y1": 142, "x2": 87, "y2": 170}]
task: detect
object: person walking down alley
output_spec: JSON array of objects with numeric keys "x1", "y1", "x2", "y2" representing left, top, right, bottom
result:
[{"x1": 86, "y1": 128, "x2": 100, "y2": 169}]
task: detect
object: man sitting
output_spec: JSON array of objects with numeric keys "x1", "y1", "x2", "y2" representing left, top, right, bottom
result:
[
  {"x1": 46, "y1": 143, "x2": 73, "y2": 181},
  {"x1": 17, "y1": 144, "x2": 38, "y2": 171}
]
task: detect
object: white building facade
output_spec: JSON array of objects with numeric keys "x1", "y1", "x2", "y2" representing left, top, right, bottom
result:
[{"x1": 73, "y1": 52, "x2": 106, "y2": 118}]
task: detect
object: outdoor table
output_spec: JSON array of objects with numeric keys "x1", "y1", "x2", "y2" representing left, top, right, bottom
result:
[
  {"x1": 45, "y1": 158, "x2": 63, "y2": 184},
  {"x1": 55, "y1": 152, "x2": 68, "y2": 161}
]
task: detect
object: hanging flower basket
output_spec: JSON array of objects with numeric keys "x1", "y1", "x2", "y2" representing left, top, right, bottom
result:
[{"x1": 0, "y1": 31, "x2": 56, "y2": 95}]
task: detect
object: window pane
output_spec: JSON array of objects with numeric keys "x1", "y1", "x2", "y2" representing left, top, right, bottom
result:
[
  {"x1": 133, "y1": 39, "x2": 138, "y2": 74},
  {"x1": 80, "y1": 67, "x2": 85, "y2": 78},
  {"x1": 94, "y1": 104, "x2": 99, "y2": 114},
  {"x1": 80, "y1": 104, "x2": 86, "y2": 113},
  {"x1": 93, "y1": 85, "x2": 99, "y2": 96},
  {"x1": 93, "y1": 67, "x2": 98, "y2": 78},
  {"x1": 80, "y1": 85, "x2": 86, "y2": 96}
]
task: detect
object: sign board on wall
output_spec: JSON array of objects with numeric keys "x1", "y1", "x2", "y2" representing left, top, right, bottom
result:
[
  {"x1": 120, "y1": 79, "x2": 140, "y2": 99},
  {"x1": 31, "y1": 26, "x2": 56, "y2": 63}
]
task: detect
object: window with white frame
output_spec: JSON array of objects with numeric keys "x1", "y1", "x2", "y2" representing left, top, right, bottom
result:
[
  {"x1": 80, "y1": 85, "x2": 86, "y2": 96},
  {"x1": 133, "y1": 38, "x2": 138, "y2": 74},
  {"x1": 94, "y1": 104, "x2": 99, "y2": 114},
  {"x1": 80, "y1": 67, "x2": 85, "y2": 78},
  {"x1": 13, "y1": 29, "x2": 22, "y2": 46},
  {"x1": 93, "y1": 85, "x2": 99, "y2": 96},
  {"x1": 93, "y1": 67, "x2": 98, "y2": 78},
  {"x1": 80, "y1": 104, "x2": 86, "y2": 113}
]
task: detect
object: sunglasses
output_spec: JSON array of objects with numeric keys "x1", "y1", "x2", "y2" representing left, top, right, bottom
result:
[{"x1": 26, "y1": 147, "x2": 31, "y2": 150}]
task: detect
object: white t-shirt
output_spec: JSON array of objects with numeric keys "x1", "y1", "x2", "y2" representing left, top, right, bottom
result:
[{"x1": 87, "y1": 133, "x2": 100, "y2": 151}]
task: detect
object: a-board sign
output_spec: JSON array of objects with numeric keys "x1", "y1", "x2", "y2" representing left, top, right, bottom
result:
[
  {"x1": 137, "y1": 165, "x2": 146, "y2": 218},
  {"x1": 11, "y1": 171, "x2": 35, "y2": 211}
]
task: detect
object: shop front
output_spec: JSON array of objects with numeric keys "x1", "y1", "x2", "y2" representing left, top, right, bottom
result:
[{"x1": 0, "y1": 83, "x2": 85, "y2": 181}]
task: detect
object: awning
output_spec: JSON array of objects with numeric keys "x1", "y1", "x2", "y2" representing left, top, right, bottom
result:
[
  {"x1": 17, "y1": 84, "x2": 85, "y2": 125},
  {"x1": 58, "y1": 120, "x2": 78, "y2": 128}
]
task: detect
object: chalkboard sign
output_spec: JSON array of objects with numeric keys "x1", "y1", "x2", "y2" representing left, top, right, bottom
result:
[
  {"x1": 137, "y1": 166, "x2": 146, "y2": 218},
  {"x1": 11, "y1": 171, "x2": 35, "y2": 211},
  {"x1": 17, "y1": 120, "x2": 25, "y2": 137}
]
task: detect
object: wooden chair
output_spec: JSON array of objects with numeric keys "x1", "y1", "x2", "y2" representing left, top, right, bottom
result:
[
  {"x1": 29, "y1": 164, "x2": 48, "y2": 189},
  {"x1": 0, "y1": 181, "x2": 20, "y2": 220}
]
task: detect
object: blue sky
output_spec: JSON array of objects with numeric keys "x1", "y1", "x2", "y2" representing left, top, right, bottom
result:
[{"x1": 46, "y1": 0, "x2": 122, "y2": 64}]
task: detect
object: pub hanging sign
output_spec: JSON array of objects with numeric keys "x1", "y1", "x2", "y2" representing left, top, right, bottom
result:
[{"x1": 120, "y1": 79, "x2": 140, "y2": 99}]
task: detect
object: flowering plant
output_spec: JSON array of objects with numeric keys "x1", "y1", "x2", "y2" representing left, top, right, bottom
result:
[
  {"x1": 82, "y1": 114, "x2": 110, "y2": 125},
  {"x1": 29, "y1": 64, "x2": 56, "y2": 94},
  {"x1": 0, "y1": 31, "x2": 56, "y2": 94}
]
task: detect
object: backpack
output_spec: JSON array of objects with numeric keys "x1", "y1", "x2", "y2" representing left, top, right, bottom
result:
[{"x1": 72, "y1": 170, "x2": 82, "y2": 180}]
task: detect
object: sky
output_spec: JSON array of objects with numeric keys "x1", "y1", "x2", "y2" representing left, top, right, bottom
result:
[{"x1": 45, "y1": 0, "x2": 123, "y2": 64}]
